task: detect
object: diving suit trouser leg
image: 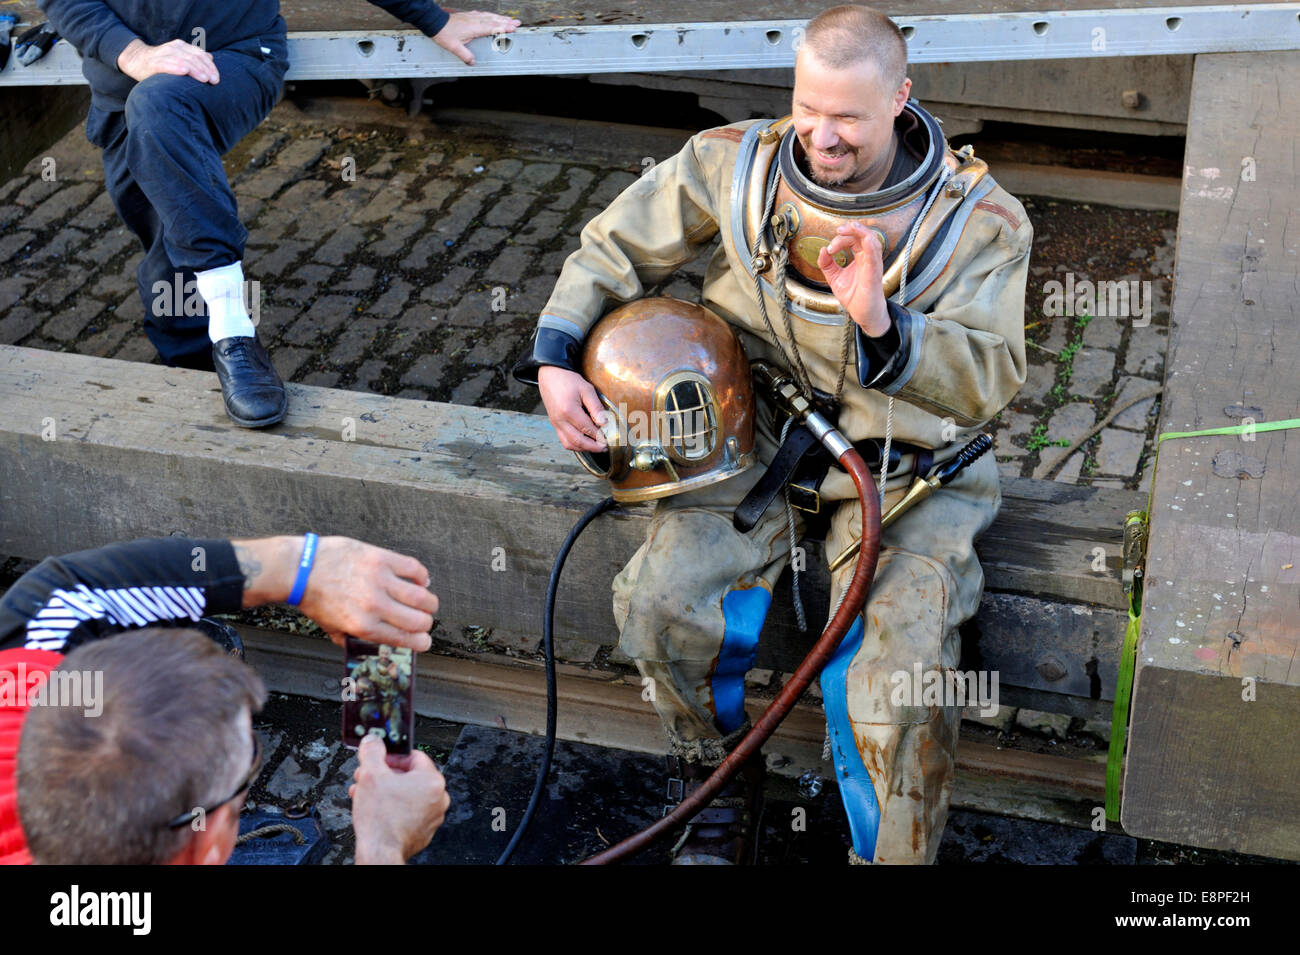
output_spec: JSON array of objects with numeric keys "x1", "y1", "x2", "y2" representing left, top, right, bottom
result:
[
  {"x1": 821, "y1": 549, "x2": 963, "y2": 864},
  {"x1": 611, "y1": 440, "x2": 999, "y2": 862},
  {"x1": 612, "y1": 465, "x2": 795, "y2": 755},
  {"x1": 821, "y1": 453, "x2": 1000, "y2": 864}
]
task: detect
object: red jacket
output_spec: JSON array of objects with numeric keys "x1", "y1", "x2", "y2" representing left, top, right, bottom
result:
[{"x1": 0, "y1": 538, "x2": 242, "y2": 863}]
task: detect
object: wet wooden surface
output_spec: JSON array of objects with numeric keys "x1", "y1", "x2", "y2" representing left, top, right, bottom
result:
[
  {"x1": 1122, "y1": 51, "x2": 1300, "y2": 861},
  {"x1": 1, "y1": 343, "x2": 1136, "y2": 701}
]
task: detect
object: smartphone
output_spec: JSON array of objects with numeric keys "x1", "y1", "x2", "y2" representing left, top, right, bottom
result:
[{"x1": 342, "y1": 636, "x2": 415, "y2": 755}]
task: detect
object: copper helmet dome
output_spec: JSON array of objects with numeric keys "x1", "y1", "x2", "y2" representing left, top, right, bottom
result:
[{"x1": 576, "y1": 298, "x2": 757, "y2": 503}]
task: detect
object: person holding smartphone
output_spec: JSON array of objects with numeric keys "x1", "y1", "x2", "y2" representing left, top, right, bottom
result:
[{"x1": 0, "y1": 533, "x2": 448, "y2": 865}]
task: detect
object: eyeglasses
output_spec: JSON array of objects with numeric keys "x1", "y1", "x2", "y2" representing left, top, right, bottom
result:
[{"x1": 167, "y1": 731, "x2": 264, "y2": 830}]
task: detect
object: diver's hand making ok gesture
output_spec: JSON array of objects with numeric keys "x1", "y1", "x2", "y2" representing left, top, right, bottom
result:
[{"x1": 818, "y1": 221, "x2": 892, "y2": 338}]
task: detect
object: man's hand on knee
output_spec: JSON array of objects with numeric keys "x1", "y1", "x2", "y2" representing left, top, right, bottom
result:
[
  {"x1": 432, "y1": 10, "x2": 521, "y2": 66},
  {"x1": 117, "y1": 38, "x2": 220, "y2": 85},
  {"x1": 350, "y1": 736, "x2": 450, "y2": 864}
]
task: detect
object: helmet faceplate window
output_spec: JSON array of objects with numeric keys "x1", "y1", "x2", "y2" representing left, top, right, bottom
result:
[{"x1": 656, "y1": 372, "x2": 720, "y2": 465}]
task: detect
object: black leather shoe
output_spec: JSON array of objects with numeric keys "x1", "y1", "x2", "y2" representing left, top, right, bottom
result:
[{"x1": 212, "y1": 334, "x2": 287, "y2": 428}]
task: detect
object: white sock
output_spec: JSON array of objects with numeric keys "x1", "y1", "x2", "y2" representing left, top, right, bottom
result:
[{"x1": 195, "y1": 262, "x2": 256, "y2": 342}]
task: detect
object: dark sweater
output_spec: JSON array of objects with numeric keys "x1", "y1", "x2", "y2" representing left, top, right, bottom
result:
[{"x1": 38, "y1": 0, "x2": 451, "y2": 110}]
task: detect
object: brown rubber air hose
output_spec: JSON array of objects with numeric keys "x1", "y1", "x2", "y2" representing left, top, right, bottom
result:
[{"x1": 580, "y1": 443, "x2": 882, "y2": 864}]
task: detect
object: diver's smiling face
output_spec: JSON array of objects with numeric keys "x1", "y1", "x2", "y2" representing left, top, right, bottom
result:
[{"x1": 792, "y1": 47, "x2": 910, "y2": 192}]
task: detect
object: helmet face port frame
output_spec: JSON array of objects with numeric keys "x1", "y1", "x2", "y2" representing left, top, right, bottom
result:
[
  {"x1": 654, "y1": 370, "x2": 722, "y2": 466},
  {"x1": 574, "y1": 395, "x2": 629, "y2": 480}
]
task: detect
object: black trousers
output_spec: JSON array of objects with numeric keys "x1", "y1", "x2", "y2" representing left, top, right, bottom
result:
[{"x1": 88, "y1": 46, "x2": 285, "y2": 368}]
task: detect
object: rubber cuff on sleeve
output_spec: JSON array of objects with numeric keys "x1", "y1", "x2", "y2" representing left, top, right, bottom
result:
[{"x1": 511, "y1": 326, "x2": 584, "y2": 386}]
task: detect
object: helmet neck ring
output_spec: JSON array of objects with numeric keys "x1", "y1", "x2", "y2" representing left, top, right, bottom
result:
[{"x1": 777, "y1": 100, "x2": 947, "y2": 213}]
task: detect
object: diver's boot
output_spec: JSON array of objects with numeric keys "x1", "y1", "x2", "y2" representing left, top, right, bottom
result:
[{"x1": 665, "y1": 753, "x2": 765, "y2": 865}]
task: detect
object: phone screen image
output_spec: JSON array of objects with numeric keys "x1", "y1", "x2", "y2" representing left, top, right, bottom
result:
[{"x1": 342, "y1": 637, "x2": 415, "y2": 755}]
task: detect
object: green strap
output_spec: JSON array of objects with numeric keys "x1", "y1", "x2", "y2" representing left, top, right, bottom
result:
[
  {"x1": 1156, "y1": 417, "x2": 1300, "y2": 444},
  {"x1": 1104, "y1": 417, "x2": 1300, "y2": 822},
  {"x1": 1106, "y1": 566, "x2": 1143, "y2": 821}
]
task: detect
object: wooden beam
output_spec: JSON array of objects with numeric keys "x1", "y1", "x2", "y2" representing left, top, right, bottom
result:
[
  {"x1": 237, "y1": 624, "x2": 1106, "y2": 828},
  {"x1": 0, "y1": 343, "x2": 1134, "y2": 700},
  {"x1": 1121, "y1": 52, "x2": 1300, "y2": 861}
]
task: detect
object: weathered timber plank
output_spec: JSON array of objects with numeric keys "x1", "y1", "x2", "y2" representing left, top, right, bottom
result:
[
  {"x1": 1122, "y1": 52, "x2": 1300, "y2": 861},
  {"x1": 1126, "y1": 667, "x2": 1298, "y2": 855},
  {"x1": 965, "y1": 593, "x2": 1126, "y2": 702},
  {"x1": 238, "y1": 625, "x2": 1106, "y2": 827},
  {"x1": 988, "y1": 162, "x2": 1182, "y2": 212},
  {"x1": 1, "y1": 344, "x2": 1132, "y2": 700},
  {"x1": 975, "y1": 479, "x2": 1136, "y2": 610}
]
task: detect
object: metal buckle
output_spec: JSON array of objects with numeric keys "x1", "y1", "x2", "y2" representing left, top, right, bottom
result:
[
  {"x1": 1122, "y1": 510, "x2": 1148, "y2": 596},
  {"x1": 788, "y1": 481, "x2": 821, "y2": 514}
]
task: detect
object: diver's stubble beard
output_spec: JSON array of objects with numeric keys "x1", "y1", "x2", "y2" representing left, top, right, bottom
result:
[
  {"x1": 799, "y1": 137, "x2": 863, "y2": 189},
  {"x1": 809, "y1": 164, "x2": 855, "y2": 188}
]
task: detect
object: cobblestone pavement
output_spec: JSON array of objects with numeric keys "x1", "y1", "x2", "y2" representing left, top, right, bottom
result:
[
  {"x1": 0, "y1": 97, "x2": 1173, "y2": 492},
  {"x1": 247, "y1": 692, "x2": 1256, "y2": 866},
  {"x1": 1006, "y1": 198, "x2": 1174, "y2": 494}
]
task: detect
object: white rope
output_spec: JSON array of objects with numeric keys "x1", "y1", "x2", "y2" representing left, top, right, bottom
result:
[
  {"x1": 878, "y1": 165, "x2": 952, "y2": 509},
  {"x1": 877, "y1": 397, "x2": 896, "y2": 509},
  {"x1": 779, "y1": 417, "x2": 807, "y2": 632}
]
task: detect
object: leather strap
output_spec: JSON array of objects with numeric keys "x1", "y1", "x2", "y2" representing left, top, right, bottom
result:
[
  {"x1": 914, "y1": 447, "x2": 934, "y2": 479},
  {"x1": 733, "y1": 424, "x2": 821, "y2": 532},
  {"x1": 734, "y1": 430, "x2": 941, "y2": 532}
]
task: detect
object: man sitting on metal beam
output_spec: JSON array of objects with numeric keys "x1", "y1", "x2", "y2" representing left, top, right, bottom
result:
[
  {"x1": 516, "y1": 4, "x2": 1032, "y2": 864},
  {"x1": 36, "y1": 0, "x2": 519, "y2": 427},
  {"x1": 0, "y1": 532, "x2": 446, "y2": 864}
]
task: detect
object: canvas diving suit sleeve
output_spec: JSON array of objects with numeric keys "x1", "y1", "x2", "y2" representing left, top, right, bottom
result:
[
  {"x1": 363, "y1": 0, "x2": 450, "y2": 37},
  {"x1": 537, "y1": 131, "x2": 727, "y2": 340},
  {"x1": 876, "y1": 203, "x2": 1032, "y2": 427}
]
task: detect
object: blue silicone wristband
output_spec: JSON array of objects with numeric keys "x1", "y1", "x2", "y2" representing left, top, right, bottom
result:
[{"x1": 287, "y1": 533, "x2": 318, "y2": 607}]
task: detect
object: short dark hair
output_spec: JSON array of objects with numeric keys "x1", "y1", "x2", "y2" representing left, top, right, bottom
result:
[
  {"x1": 16, "y1": 628, "x2": 266, "y2": 865},
  {"x1": 804, "y1": 5, "x2": 908, "y2": 88}
]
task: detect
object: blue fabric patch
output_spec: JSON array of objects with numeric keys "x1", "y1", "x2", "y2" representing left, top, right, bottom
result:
[
  {"x1": 820, "y1": 616, "x2": 881, "y2": 859},
  {"x1": 714, "y1": 586, "x2": 772, "y2": 734}
]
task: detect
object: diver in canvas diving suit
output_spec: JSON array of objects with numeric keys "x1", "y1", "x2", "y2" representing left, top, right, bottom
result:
[{"x1": 515, "y1": 4, "x2": 1032, "y2": 864}]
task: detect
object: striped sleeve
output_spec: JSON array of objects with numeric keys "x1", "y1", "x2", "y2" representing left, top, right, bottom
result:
[{"x1": 0, "y1": 539, "x2": 244, "y2": 653}]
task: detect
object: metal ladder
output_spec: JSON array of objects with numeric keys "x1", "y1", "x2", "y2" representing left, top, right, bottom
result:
[{"x1": 2, "y1": 4, "x2": 1299, "y2": 86}]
